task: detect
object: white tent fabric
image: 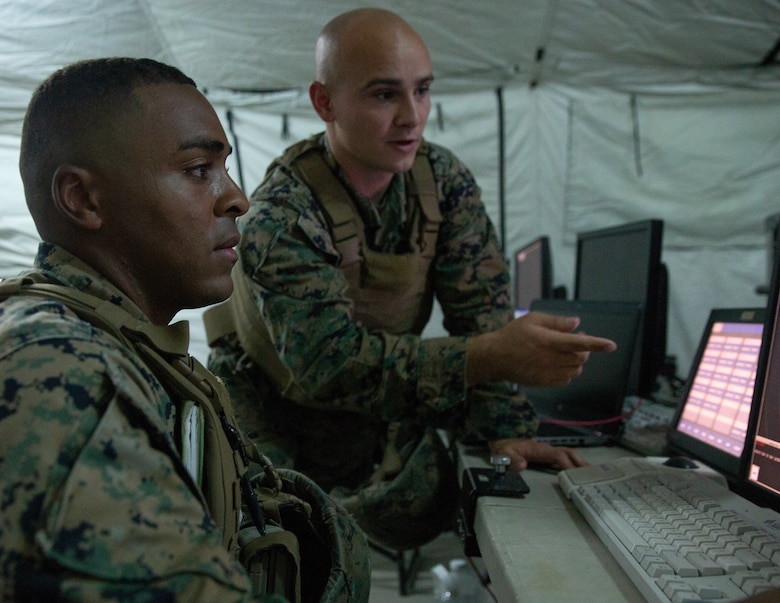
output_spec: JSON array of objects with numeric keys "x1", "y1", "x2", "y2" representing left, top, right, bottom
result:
[{"x1": 1, "y1": 0, "x2": 779, "y2": 380}]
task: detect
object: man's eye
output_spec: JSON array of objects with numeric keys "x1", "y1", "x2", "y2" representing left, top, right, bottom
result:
[
  {"x1": 188, "y1": 165, "x2": 210, "y2": 178},
  {"x1": 375, "y1": 90, "x2": 394, "y2": 101}
]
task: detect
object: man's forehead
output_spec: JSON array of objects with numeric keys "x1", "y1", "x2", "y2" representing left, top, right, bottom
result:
[
  {"x1": 351, "y1": 50, "x2": 432, "y2": 87},
  {"x1": 130, "y1": 84, "x2": 228, "y2": 153},
  {"x1": 135, "y1": 84, "x2": 217, "y2": 126},
  {"x1": 133, "y1": 81, "x2": 202, "y2": 111}
]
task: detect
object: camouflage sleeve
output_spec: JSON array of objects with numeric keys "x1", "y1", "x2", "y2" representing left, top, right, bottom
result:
[
  {"x1": 0, "y1": 299, "x2": 275, "y2": 602},
  {"x1": 426, "y1": 143, "x2": 539, "y2": 440},
  {"x1": 239, "y1": 166, "x2": 467, "y2": 423}
]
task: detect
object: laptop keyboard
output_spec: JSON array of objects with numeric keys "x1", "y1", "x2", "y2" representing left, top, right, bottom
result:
[{"x1": 559, "y1": 458, "x2": 780, "y2": 602}]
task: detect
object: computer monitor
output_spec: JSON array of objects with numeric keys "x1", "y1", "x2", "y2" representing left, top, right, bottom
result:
[
  {"x1": 665, "y1": 307, "x2": 765, "y2": 484},
  {"x1": 757, "y1": 212, "x2": 780, "y2": 295},
  {"x1": 742, "y1": 247, "x2": 780, "y2": 512},
  {"x1": 513, "y1": 236, "x2": 552, "y2": 316},
  {"x1": 574, "y1": 219, "x2": 667, "y2": 398}
]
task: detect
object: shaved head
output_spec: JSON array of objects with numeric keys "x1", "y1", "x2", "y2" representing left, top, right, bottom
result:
[
  {"x1": 308, "y1": 8, "x2": 434, "y2": 198},
  {"x1": 314, "y1": 8, "x2": 430, "y2": 86}
]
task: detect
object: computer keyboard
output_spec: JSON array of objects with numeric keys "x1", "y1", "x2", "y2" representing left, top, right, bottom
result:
[
  {"x1": 559, "y1": 458, "x2": 780, "y2": 602},
  {"x1": 621, "y1": 396, "x2": 677, "y2": 456}
]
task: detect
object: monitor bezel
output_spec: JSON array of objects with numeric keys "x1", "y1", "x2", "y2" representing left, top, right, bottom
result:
[
  {"x1": 665, "y1": 307, "x2": 766, "y2": 485},
  {"x1": 736, "y1": 245, "x2": 780, "y2": 511},
  {"x1": 573, "y1": 219, "x2": 666, "y2": 398}
]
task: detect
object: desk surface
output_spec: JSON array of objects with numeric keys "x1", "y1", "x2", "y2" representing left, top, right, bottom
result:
[{"x1": 458, "y1": 444, "x2": 643, "y2": 603}]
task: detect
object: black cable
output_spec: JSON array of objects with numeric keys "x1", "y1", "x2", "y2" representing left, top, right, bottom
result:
[{"x1": 220, "y1": 412, "x2": 267, "y2": 535}]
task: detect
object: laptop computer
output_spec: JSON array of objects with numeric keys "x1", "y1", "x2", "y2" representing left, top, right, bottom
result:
[
  {"x1": 664, "y1": 307, "x2": 765, "y2": 485},
  {"x1": 523, "y1": 299, "x2": 642, "y2": 447}
]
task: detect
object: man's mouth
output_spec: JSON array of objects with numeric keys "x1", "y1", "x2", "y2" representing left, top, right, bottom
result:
[{"x1": 389, "y1": 138, "x2": 418, "y2": 152}]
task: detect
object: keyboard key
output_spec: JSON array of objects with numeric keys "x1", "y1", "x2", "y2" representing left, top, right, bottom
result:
[
  {"x1": 760, "y1": 541, "x2": 780, "y2": 563},
  {"x1": 734, "y1": 548, "x2": 772, "y2": 570},
  {"x1": 728, "y1": 518, "x2": 756, "y2": 535},
  {"x1": 659, "y1": 577, "x2": 697, "y2": 602},
  {"x1": 686, "y1": 552, "x2": 723, "y2": 576},
  {"x1": 760, "y1": 566, "x2": 780, "y2": 587},
  {"x1": 600, "y1": 508, "x2": 648, "y2": 553},
  {"x1": 693, "y1": 582, "x2": 727, "y2": 599},
  {"x1": 661, "y1": 550, "x2": 699, "y2": 577},
  {"x1": 731, "y1": 571, "x2": 774, "y2": 596},
  {"x1": 716, "y1": 555, "x2": 749, "y2": 573},
  {"x1": 642, "y1": 555, "x2": 675, "y2": 578}
]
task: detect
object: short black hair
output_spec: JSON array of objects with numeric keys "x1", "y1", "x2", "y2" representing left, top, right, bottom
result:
[{"x1": 20, "y1": 57, "x2": 196, "y2": 208}]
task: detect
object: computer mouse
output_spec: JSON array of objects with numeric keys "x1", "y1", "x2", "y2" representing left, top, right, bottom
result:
[{"x1": 663, "y1": 455, "x2": 699, "y2": 469}]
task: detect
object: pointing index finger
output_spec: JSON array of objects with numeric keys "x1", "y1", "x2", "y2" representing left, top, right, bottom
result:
[
  {"x1": 555, "y1": 330, "x2": 617, "y2": 353},
  {"x1": 576, "y1": 333, "x2": 617, "y2": 352}
]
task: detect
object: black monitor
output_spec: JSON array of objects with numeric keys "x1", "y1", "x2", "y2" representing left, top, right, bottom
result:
[
  {"x1": 574, "y1": 219, "x2": 667, "y2": 398},
  {"x1": 513, "y1": 236, "x2": 552, "y2": 316},
  {"x1": 757, "y1": 212, "x2": 780, "y2": 295},
  {"x1": 741, "y1": 246, "x2": 780, "y2": 512}
]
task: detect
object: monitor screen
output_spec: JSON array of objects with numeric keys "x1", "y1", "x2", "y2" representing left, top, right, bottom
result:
[
  {"x1": 665, "y1": 308, "x2": 765, "y2": 483},
  {"x1": 743, "y1": 247, "x2": 780, "y2": 511},
  {"x1": 574, "y1": 219, "x2": 666, "y2": 398},
  {"x1": 513, "y1": 236, "x2": 552, "y2": 316}
]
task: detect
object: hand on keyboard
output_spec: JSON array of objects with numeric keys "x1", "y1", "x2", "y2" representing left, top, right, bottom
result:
[{"x1": 488, "y1": 437, "x2": 587, "y2": 471}]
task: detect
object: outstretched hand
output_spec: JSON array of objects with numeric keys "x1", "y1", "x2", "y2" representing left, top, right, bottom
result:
[
  {"x1": 467, "y1": 311, "x2": 617, "y2": 387},
  {"x1": 488, "y1": 438, "x2": 588, "y2": 472}
]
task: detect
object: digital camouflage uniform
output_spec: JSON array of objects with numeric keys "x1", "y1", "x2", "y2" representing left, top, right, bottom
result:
[
  {"x1": 0, "y1": 242, "x2": 370, "y2": 602},
  {"x1": 207, "y1": 134, "x2": 538, "y2": 550}
]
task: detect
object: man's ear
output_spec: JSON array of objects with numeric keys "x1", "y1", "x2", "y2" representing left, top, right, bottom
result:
[
  {"x1": 51, "y1": 164, "x2": 102, "y2": 230},
  {"x1": 309, "y1": 81, "x2": 335, "y2": 122}
]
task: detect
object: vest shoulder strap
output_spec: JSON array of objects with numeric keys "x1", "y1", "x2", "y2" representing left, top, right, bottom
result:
[
  {"x1": 290, "y1": 140, "x2": 441, "y2": 265},
  {"x1": 294, "y1": 148, "x2": 362, "y2": 268},
  {"x1": 203, "y1": 266, "x2": 309, "y2": 403},
  {"x1": 0, "y1": 274, "x2": 244, "y2": 549},
  {"x1": 407, "y1": 141, "x2": 442, "y2": 256}
]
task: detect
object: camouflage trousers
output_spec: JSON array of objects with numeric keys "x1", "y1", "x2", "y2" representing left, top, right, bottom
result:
[{"x1": 209, "y1": 337, "x2": 459, "y2": 552}]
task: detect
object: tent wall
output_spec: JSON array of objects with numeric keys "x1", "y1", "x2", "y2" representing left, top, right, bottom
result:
[
  {"x1": 500, "y1": 84, "x2": 776, "y2": 377},
  {"x1": 1, "y1": 68, "x2": 778, "y2": 381},
  {"x1": 182, "y1": 84, "x2": 775, "y2": 377}
]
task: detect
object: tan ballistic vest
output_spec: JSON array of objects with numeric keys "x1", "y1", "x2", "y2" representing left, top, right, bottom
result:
[
  {"x1": 288, "y1": 137, "x2": 442, "y2": 334},
  {"x1": 0, "y1": 274, "x2": 246, "y2": 551},
  {"x1": 204, "y1": 137, "x2": 442, "y2": 382}
]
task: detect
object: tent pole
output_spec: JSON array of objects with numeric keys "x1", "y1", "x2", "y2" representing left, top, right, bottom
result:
[
  {"x1": 760, "y1": 35, "x2": 780, "y2": 66},
  {"x1": 226, "y1": 109, "x2": 246, "y2": 192},
  {"x1": 496, "y1": 86, "x2": 506, "y2": 254}
]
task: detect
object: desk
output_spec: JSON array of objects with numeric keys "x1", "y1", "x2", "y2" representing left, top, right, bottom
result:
[{"x1": 458, "y1": 444, "x2": 643, "y2": 603}]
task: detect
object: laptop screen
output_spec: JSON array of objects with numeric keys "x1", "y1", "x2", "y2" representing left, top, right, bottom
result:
[
  {"x1": 666, "y1": 308, "x2": 765, "y2": 483},
  {"x1": 525, "y1": 299, "x2": 641, "y2": 426}
]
